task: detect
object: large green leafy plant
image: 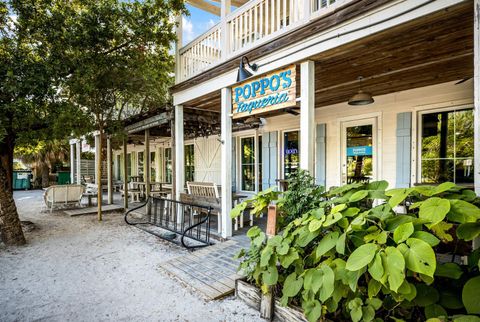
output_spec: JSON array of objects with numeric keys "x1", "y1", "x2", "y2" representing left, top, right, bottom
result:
[{"x1": 237, "y1": 181, "x2": 480, "y2": 322}]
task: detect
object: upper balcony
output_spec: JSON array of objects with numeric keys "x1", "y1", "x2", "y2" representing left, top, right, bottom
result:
[{"x1": 176, "y1": 0, "x2": 351, "y2": 83}]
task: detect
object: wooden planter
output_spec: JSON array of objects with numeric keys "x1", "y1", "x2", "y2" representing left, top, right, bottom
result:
[{"x1": 235, "y1": 279, "x2": 308, "y2": 322}]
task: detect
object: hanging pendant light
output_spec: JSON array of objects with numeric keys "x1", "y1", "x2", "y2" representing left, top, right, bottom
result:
[{"x1": 348, "y1": 76, "x2": 374, "y2": 106}]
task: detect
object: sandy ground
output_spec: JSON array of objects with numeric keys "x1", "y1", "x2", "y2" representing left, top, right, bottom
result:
[{"x1": 0, "y1": 190, "x2": 263, "y2": 322}]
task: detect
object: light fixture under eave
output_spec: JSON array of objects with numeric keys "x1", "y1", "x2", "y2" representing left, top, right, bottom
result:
[
  {"x1": 348, "y1": 90, "x2": 374, "y2": 106},
  {"x1": 237, "y1": 56, "x2": 258, "y2": 82}
]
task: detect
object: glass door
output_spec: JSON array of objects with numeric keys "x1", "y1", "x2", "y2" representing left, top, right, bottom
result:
[
  {"x1": 341, "y1": 118, "x2": 377, "y2": 185},
  {"x1": 283, "y1": 130, "x2": 300, "y2": 179}
]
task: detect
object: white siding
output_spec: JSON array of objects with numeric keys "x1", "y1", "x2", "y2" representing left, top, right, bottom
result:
[{"x1": 192, "y1": 136, "x2": 222, "y2": 184}]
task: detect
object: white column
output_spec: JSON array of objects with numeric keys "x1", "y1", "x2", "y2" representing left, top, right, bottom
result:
[
  {"x1": 94, "y1": 133, "x2": 101, "y2": 184},
  {"x1": 221, "y1": 87, "x2": 233, "y2": 238},
  {"x1": 175, "y1": 16, "x2": 183, "y2": 83},
  {"x1": 299, "y1": 60, "x2": 315, "y2": 174},
  {"x1": 76, "y1": 140, "x2": 81, "y2": 184},
  {"x1": 145, "y1": 129, "x2": 151, "y2": 198},
  {"x1": 175, "y1": 105, "x2": 185, "y2": 200},
  {"x1": 220, "y1": 0, "x2": 231, "y2": 59},
  {"x1": 107, "y1": 137, "x2": 113, "y2": 204},
  {"x1": 70, "y1": 143, "x2": 75, "y2": 184},
  {"x1": 473, "y1": 0, "x2": 480, "y2": 249},
  {"x1": 303, "y1": 0, "x2": 311, "y2": 21}
]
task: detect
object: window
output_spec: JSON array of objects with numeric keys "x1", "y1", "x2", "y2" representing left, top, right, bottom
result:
[
  {"x1": 138, "y1": 151, "x2": 144, "y2": 180},
  {"x1": 420, "y1": 108, "x2": 474, "y2": 184},
  {"x1": 283, "y1": 131, "x2": 300, "y2": 179},
  {"x1": 165, "y1": 148, "x2": 172, "y2": 183},
  {"x1": 241, "y1": 137, "x2": 256, "y2": 191},
  {"x1": 150, "y1": 151, "x2": 156, "y2": 182},
  {"x1": 185, "y1": 144, "x2": 195, "y2": 182}
]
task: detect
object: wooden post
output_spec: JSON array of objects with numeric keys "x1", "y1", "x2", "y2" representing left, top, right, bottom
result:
[
  {"x1": 221, "y1": 87, "x2": 233, "y2": 238},
  {"x1": 96, "y1": 131, "x2": 103, "y2": 221},
  {"x1": 123, "y1": 138, "x2": 128, "y2": 210},
  {"x1": 260, "y1": 203, "x2": 277, "y2": 320},
  {"x1": 175, "y1": 15, "x2": 183, "y2": 83},
  {"x1": 300, "y1": 60, "x2": 315, "y2": 174},
  {"x1": 145, "y1": 129, "x2": 151, "y2": 218},
  {"x1": 220, "y1": 0, "x2": 231, "y2": 60},
  {"x1": 107, "y1": 136, "x2": 113, "y2": 205}
]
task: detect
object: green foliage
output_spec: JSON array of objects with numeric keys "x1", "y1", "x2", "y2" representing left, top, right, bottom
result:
[{"x1": 237, "y1": 179, "x2": 480, "y2": 322}]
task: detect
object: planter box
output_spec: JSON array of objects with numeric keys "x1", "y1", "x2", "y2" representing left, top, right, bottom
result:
[{"x1": 235, "y1": 279, "x2": 308, "y2": 322}]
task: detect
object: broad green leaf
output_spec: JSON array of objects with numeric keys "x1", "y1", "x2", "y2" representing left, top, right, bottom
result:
[
  {"x1": 448, "y1": 200, "x2": 480, "y2": 223},
  {"x1": 441, "y1": 290, "x2": 464, "y2": 310},
  {"x1": 385, "y1": 215, "x2": 414, "y2": 231},
  {"x1": 370, "y1": 203, "x2": 393, "y2": 220},
  {"x1": 348, "y1": 298, "x2": 363, "y2": 322},
  {"x1": 302, "y1": 299, "x2": 321, "y2": 322},
  {"x1": 398, "y1": 281, "x2": 417, "y2": 302},
  {"x1": 368, "y1": 279, "x2": 382, "y2": 298},
  {"x1": 411, "y1": 231, "x2": 440, "y2": 247},
  {"x1": 366, "y1": 298, "x2": 383, "y2": 310},
  {"x1": 280, "y1": 248, "x2": 299, "y2": 268},
  {"x1": 262, "y1": 265, "x2": 278, "y2": 285},
  {"x1": 346, "y1": 243, "x2": 378, "y2": 271},
  {"x1": 277, "y1": 241, "x2": 290, "y2": 255},
  {"x1": 317, "y1": 264, "x2": 335, "y2": 302},
  {"x1": 260, "y1": 246, "x2": 273, "y2": 267},
  {"x1": 457, "y1": 223, "x2": 480, "y2": 241},
  {"x1": 430, "y1": 222, "x2": 454, "y2": 242},
  {"x1": 315, "y1": 231, "x2": 339, "y2": 258},
  {"x1": 425, "y1": 304, "x2": 448, "y2": 319},
  {"x1": 362, "y1": 305, "x2": 375, "y2": 322},
  {"x1": 296, "y1": 227, "x2": 319, "y2": 247},
  {"x1": 384, "y1": 246, "x2": 405, "y2": 292},
  {"x1": 386, "y1": 188, "x2": 412, "y2": 208},
  {"x1": 350, "y1": 190, "x2": 369, "y2": 202},
  {"x1": 367, "y1": 180, "x2": 388, "y2": 191},
  {"x1": 368, "y1": 252, "x2": 384, "y2": 281},
  {"x1": 394, "y1": 222, "x2": 414, "y2": 244},
  {"x1": 419, "y1": 197, "x2": 450, "y2": 228},
  {"x1": 414, "y1": 285, "x2": 440, "y2": 307},
  {"x1": 463, "y1": 276, "x2": 480, "y2": 314},
  {"x1": 282, "y1": 272, "x2": 303, "y2": 297},
  {"x1": 253, "y1": 232, "x2": 266, "y2": 247},
  {"x1": 453, "y1": 316, "x2": 480, "y2": 322},
  {"x1": 267, "y1": 235, "x2": 282, "y2": 247},
  {"x1": 346, "y1": 267, "x2": 366, "y2": 292},
  {"x1": 308, "y1": 218, "x2": 324, "y2": 232},
  {"x1": 336, "y1": 232, "x2": 347, "y2": 255},
  {"x1": 433, "y1": 182, "x2": 457, "y2": 195},
  {"x1": 247, "y1": 226, "x2": 261, "y2": 238},
  {"x1": 404, "y1": 238, "x2": 436, "y2": 277},
  {"x1": 343, "y1": 207, "x2": 360, "y2": 217},
  {"x1": 331, "y1": 203, "x2": 347, "y2": 214},
  {"x1": 435, "y1": 263, "x2": 463, "y2": 279}
]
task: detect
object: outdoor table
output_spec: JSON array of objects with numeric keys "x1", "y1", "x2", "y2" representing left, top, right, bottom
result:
[
  {"x1": 82, "y1": 192, "x2": 98, "y2": 207},
  {"x1": 232, "y1": 193, "x2": 249, "y2": 230}
]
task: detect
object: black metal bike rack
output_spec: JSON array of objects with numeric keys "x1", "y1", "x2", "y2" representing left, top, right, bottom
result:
[{"x1": 124, "y1": 196, "x2": 213, "y2": 249}]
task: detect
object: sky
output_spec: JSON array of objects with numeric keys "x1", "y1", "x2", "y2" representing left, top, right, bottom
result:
[{"x1": 182, "y1": 4, "x2": 220, "y2": 46}]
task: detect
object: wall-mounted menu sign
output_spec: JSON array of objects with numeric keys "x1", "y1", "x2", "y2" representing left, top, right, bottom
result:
[{"x1": 232, "y1": 65, "x2": 296, "y2": 119}]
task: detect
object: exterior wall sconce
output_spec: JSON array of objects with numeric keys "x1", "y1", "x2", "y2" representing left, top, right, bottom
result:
[{"x1": 237, "y1": 56, "x2": 258, "y2": 82}]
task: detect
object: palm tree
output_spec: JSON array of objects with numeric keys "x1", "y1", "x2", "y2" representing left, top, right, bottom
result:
[{"x1": 15, "y1": 140, "x2": 69, "y2": 188}]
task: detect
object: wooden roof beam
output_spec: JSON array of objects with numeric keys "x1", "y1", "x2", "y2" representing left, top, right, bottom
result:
[
  {"x1": 209, "y1": 0, "x2": 248, "y2": 9},
  {"x1": 186, "y1": 0, "x2": 221, "y2": 16}
]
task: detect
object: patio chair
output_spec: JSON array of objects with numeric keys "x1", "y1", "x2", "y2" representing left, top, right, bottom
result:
[{"x1": 44, "y1": 184, "x2": 85, "y2": 213}]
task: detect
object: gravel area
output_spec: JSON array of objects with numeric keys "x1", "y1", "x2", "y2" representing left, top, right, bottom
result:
[{"x1": 0, "y1": 190, "x2": 263, "y2": 322}]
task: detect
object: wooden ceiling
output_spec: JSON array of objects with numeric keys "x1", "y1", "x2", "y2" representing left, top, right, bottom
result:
[{"x1": 181, "y1": 1, "x2": 473, "y2": 113}]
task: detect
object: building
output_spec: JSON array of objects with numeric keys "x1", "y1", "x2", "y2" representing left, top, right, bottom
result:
[{"x1": 102, "y1": 0, "x2": 479, "y2": 240}]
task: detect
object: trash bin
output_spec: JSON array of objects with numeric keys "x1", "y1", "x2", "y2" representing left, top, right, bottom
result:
[
  {"x1": 13, "y1": 170, "x2": 32, "y2": 190},
  {"x1": 57, "y1": 171, "x2": 71, "y2": 185}
]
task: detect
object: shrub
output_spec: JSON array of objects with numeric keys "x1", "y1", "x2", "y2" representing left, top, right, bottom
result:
[{"x1": 236, "y1": 180, "x2": 480, "y2": 322}]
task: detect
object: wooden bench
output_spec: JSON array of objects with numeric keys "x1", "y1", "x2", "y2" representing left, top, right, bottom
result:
[
  {"x1": 44, "y1": 184, "x2": 85, "y2": 213},
  {"x1": 186, "y1": 182, "x2": 222, "y2": 233}
]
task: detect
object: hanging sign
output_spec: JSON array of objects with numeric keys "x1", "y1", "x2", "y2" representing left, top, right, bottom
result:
[
  {"x1": 232, "y1": 65, "x2": 296, "y2": 119},
  {"x1": 347, "y1": 146, "x2": 373, "y2": 157}
]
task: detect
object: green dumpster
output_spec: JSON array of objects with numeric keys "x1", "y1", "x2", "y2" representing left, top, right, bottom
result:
[
  {"x1": 13, "y1": 170, "x2": 32, "y2": 190},
  {"x1": 57, "y1": 171, "x2": 71, "y2": 185}
]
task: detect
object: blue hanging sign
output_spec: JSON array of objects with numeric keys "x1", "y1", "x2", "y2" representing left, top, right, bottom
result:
[
  {"x1": 232, "y1": 65, "x2": 296, "y2": 119},
  {"x1": 347, "y1": 146, "x2": 372, "y2": 157}
]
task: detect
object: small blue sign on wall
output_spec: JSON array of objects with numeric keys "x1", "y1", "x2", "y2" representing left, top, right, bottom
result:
[{"x1": 347, "y1": 146, "x2": 372, "y2": 157}]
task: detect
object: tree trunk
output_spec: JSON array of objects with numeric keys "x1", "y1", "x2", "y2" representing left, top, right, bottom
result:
[
  {"x1": 0, "y1": 137, "x2": 26, "y2": 246},
  {"x1": 41, "y1": 163, "x2": 50, "y2": 188}
]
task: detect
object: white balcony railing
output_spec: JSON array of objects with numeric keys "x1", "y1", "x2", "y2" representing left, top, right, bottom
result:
[{"x1": 177, "y1": 0, "x2": 344, "y2": 82}]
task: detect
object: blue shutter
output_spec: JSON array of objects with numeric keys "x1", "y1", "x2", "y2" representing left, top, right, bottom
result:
[
  {"x1": 316, "y1": 124, "x2": 326, "y2": 187},
  {"x1": 268, "y1": 132, "x2": 278, "y2": 188},
  {"x1": 232, "y1": 137, "x2": 237, "y2": 192},
  {"x1": 396, "y1": 112, "x2": 412, "y2": 188}
]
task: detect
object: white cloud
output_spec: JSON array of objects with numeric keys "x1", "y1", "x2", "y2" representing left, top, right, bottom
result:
[
  {"x1": 182, "y1": 16, "x2": 195, "y2": 45},
  {"x1": 206, "y1": 19, "x2": 216, "y2": 29}
]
